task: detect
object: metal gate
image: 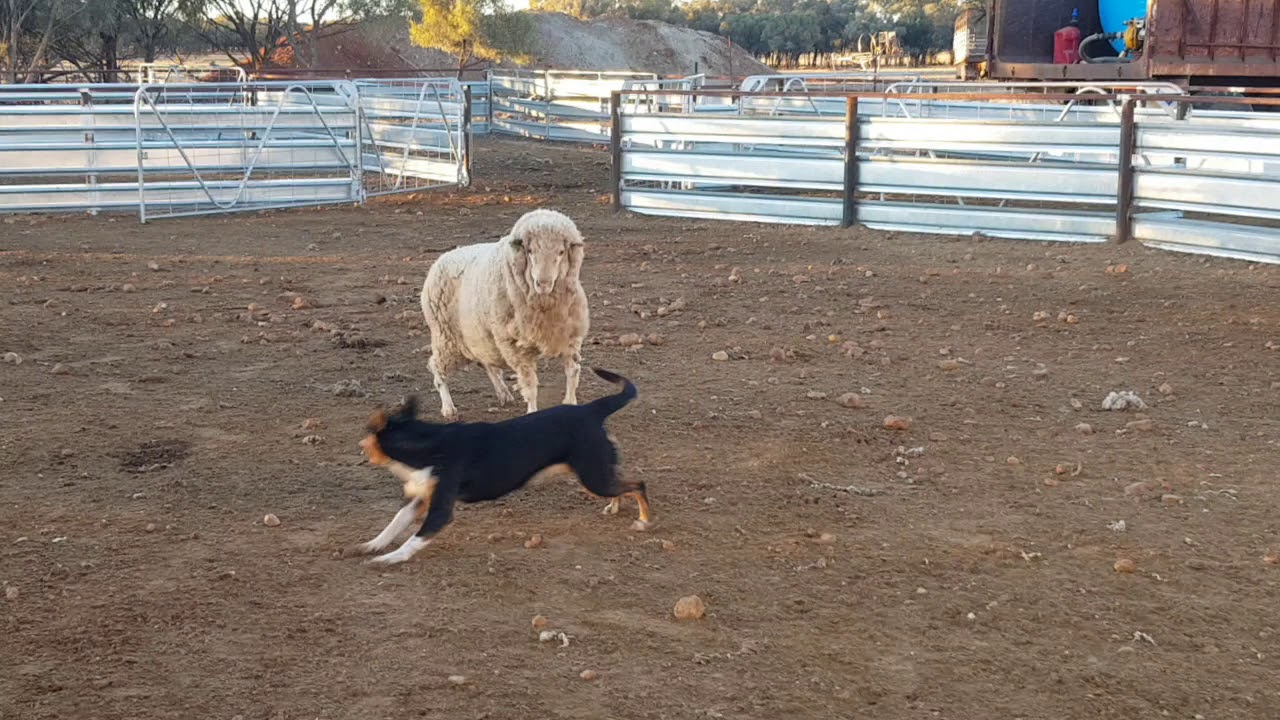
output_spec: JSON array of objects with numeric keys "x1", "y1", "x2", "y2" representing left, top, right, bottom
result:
[
  {"x1": 355, "y1": 78, "x2": 470, "y2": 197},
  {"x1": 133, "y1": 80, "x2": 363, "y2": 222}
]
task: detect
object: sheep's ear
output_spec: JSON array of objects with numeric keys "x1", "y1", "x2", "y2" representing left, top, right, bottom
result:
[{"x1": 506, "y1": 234, "x2": 523, "y2": 250}]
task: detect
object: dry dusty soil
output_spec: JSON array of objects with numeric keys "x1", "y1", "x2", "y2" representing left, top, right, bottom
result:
[{"x1": 2, "y1": 137, "x2": 1280, "y2": 720}]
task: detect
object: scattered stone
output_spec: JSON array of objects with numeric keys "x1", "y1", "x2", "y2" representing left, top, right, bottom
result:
[
  {"x1": 673, "y1": 595, "x2": 706, "y2": 620},
  {"x1": 1108, "y1": 520, "x2": 1127, "y2": 532},
  {"x1": 1006, "y1": 456, "x2": 1021, "y2": 466},
  {"x1": 329, "y1": 380, "x2": 367, "y2": 398},
  {"x1": 1074, "y1": 422, "x2": 1094, "y2": 435},
  {"x1": 2, "y1": 352, "x2": 21, "y2": 365},
  {"x1": 806, "y1": 391, "x2": 828, "y2": 400},
  {"x1": 447, "y1": 675, "x2": 467, "y2": 686},
  {"x1": 1161, "y1": 494, "x2": 1184, "y2": 506},
  {"x1": 1032, "y1": 310, "x2": 1050, "y2": 322},
  {"x1": 524, "y1": 534, "x2": 543, "y2": 549},
  {"x1": 883, "y1": 415, "x2": 913, "y2": 431},
  {"x1": 938, "y1": 359, "x2": 961, "y2": 371},
  {"x1": 146, "y1": 261, "x2": 161, "y2": 271},
  {"x1": 1157, "y1": 382, "x2": 1174, "y2": 395},
  {"x1": 1125, "y1": 418, "x2": 1154, "y2": 432},
  {"x1": 262, "y1": 513, "x2": 281, "y2": 527},
  {"x1": 301, "y1": 418, "x2": 322, "y2": 431},
  {"x1": 579, "y1": 670, "x2": 600, "y2": 681},
  {"x1": 49, "y1": 363, "x2": 71, "y2": 375},
  {"x1": 646, "y1": 333, "x2": 665, "y2": 346},
  {"x1": 618, "y1": 333, "x2": 642, "y2": 347},
  {"x1": 661, "y1": 539, "x2": 676, "y2": 551},
  {"x1": 1102, "y1": 391, "x2": 1147, "y2": 411},
  {"x1": 837, "y1": 392, "x2": 862, "y2": 409},
  {"x1": 4, "y1": 586, "x2": 18, "y2": 600},
  {"x1": 814, "y1": 532, "x2": 837, "y2": 545},
  {"x1": 301, "y1": 434, "x2": 324, "y2": 445},
  {"x1": 1124, "y1": 481, "x2": 1156, "y2": 498},
  {"x1": 1264, "y1": 551, "x2": 1279, "y2": 566},
  {"x1": 711, "y1": 351, "x2": 729, "y2": 361},
  {"x1": 1113, "y1": 558, "x2": 1137, "y2": 573},
  {"x1": 531, "y1": 614, "x2": 549, "y2": 629},
  {"x1": 291, "y1": 296, "x2": 312, "y2": 310},
  {"x1": 121, "y1": 283, "x2": 137, "y2": 293},
  {"x1": 144, "y1": 523, "x2": 157, "y2": 533}
]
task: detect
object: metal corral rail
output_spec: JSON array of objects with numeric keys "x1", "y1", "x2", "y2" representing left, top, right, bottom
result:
[
  {"x1": 0, "y1": 79, "x2": 470, "y2": 221},
  {"x1": 612, "y1": 89, "x2": 1280, "y2": 264},
  {"x1": 489, "y1": 70, "x2": 658, "y2": 142}
]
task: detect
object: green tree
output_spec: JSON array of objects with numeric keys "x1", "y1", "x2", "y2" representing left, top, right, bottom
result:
[{"x1": 409, "y1": 0, "x2": 534, "y2": 72}]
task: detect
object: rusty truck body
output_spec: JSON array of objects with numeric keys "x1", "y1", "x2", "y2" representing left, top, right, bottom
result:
[{"x1": 956, "y1": 0, "x2": 1280, "y2": 87}]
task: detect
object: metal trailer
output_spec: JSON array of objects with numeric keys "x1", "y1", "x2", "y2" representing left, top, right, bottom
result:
[{"x1": 958, "y1": 0, "x2": 1280, "y2": 87}]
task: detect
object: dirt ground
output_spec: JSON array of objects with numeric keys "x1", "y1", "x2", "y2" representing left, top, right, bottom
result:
[{"x1": 2, "y1": 137, "x2": 1279, "y2": 720}]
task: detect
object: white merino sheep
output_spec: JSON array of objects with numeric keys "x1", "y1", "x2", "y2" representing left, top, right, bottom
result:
[{"x1": 420, "y1": 208, "x2": 589, "y2": 419}]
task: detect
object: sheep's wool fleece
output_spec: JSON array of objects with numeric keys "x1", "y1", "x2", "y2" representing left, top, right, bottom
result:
[{"x1": 421, "y1": 216, "x2": 588, "y2": 371}]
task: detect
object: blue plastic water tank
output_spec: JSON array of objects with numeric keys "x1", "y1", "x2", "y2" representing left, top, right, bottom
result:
[{"x1": 1098, "y1": 0, "x2": 1149, "y2": 53}]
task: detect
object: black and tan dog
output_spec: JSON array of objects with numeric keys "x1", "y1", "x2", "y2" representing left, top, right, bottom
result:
[{"x1": 357, "y1": 367, "x2": 653, "y2": 564}]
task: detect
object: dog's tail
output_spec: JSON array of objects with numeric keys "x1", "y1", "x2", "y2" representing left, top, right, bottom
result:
[{"x1": 588, "y1": 367, "x2": 637, "y2": 419}]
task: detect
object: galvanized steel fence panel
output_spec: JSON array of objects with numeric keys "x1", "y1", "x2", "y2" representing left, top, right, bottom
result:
[
  {"x1": 617, "y1": 91, "x2": 1280, "y2": 262},
  {"x1": 490, "y1": 70, "x2": 656, "y2": 142},
  {"x1": 134, "y1": 81, "x2": 363, "y2": 221},
  {"x1": 1129, "y1": 98, "x2": 1280, "y2": 264},
  {"x1": 0, "y1": 78, "x2": 469, "y2": 221}
]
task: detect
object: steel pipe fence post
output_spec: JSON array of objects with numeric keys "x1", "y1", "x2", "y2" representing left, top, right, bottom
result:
[
  {"x1": 610, "y1": 90, "x2": 623, "y2": 213},
  {"x1": 1115, "y1": 96, "x2": 1137, "y2": 244},
  {"x1": 841, "y1": 96, "x2": 859, "y2": 228}
]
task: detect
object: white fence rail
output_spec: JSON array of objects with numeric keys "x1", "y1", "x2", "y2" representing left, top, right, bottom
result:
[
  {"x1": 0, "y1": 79, "x2": 469, "y2": 221},
  {"x1": 616, "y1": 92, "x2": 1280, "y2": 264}
]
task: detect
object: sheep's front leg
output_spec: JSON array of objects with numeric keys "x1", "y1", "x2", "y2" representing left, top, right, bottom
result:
[
  {"x1": 513, "y1": 360, "x2": 539, "y2": 414},
  {"x1": 428, "y1": 354, "x2": 458, "y2": 419},
  {"x1": 562, "y1": 349, "x2": 582, "y2": 406}
]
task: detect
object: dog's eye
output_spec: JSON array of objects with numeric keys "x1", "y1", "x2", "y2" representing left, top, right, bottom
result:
[{"x1": 558, "y1": 249, "x2": 565, "y2": 256}]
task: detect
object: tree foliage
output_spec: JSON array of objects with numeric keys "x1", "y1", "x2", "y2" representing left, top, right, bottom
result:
[{"x1": 409, "y1": 0, "x2": 534, "y2": 68}]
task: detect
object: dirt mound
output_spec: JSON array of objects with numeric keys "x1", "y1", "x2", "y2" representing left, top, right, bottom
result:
[
  {"x1": 292, "y1": 13, "x2": 770, "y2": 78},
  {"x1": 527, "y1": 13, "x2": 770, "y2": 77}
]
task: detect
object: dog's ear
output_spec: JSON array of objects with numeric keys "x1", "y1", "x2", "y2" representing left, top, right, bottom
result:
[
  {"x1": 395, "y1": 395, "x2": 419, "y2": 419},
  {"x1": 367, "y1": 409, "x2": 388, "y2": 433}
]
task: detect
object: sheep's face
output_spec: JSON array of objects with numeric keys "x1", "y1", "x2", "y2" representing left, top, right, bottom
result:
[{"x1": 510, "y1": 225, "x2": 583, "y2": 296}]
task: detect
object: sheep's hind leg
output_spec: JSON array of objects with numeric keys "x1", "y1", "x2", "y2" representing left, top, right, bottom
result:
[
  {"x1": 427, "y1": 353, "x2": 459, "y2": 419},
  {"x1": 484, "y1": 365, "x2": 516, "y2": 406},
  {"x1": 562, "y1": 349, "x2": 582, "y2": 406}
]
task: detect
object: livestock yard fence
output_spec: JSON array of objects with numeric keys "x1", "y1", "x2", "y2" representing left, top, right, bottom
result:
[
  {"x1": 611, "y1": 85, "x2": 1280, "y2": 265},
  {"x1": 3, "y1": 67, "x2": 1280, "y2": 265},
  {"x1": 0, "y1": 78, "x2": 469, "y2": 221}
]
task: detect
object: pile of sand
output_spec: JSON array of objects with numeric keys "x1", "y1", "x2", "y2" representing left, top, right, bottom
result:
[{"x1": 296, "y1": 13, "x2": 770, "y2": 78}]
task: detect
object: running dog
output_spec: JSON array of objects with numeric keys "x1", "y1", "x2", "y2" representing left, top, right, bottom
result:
[{"x1": 357, "y1": 368, "x2": 652, "y2": 564}]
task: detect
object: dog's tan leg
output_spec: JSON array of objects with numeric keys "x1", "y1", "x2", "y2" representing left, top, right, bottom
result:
[{"x1": 627, "y1": 490, "x2": 654, "y2": 532}]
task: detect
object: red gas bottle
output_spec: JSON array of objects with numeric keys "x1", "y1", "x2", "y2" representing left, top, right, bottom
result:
[{"x1": 1054, "y1": 9, "x2": 1082, "y2": 64}]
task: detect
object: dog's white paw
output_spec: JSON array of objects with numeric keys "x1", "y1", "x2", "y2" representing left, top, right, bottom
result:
[
  {"x1": 630, "y1": 520, "x2": 654, "y2": 532},
  {"x1": 601, "y1": 498, "x2": 621, "y2": 515},
  {"x1": 358, "y1": 540, "x2": 389, "y2": 555},
  {"x1": 365, "y1": 536, "x2": 430, "y2": 565}
]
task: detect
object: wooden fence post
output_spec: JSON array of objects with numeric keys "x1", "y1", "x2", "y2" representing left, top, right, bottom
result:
[
  {"x1": 841, "y1": 96, "x2": 860, "y2": 228},
  {"x1": 1115, "y1": 97, "x2": 1137, "y2": 244}
]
